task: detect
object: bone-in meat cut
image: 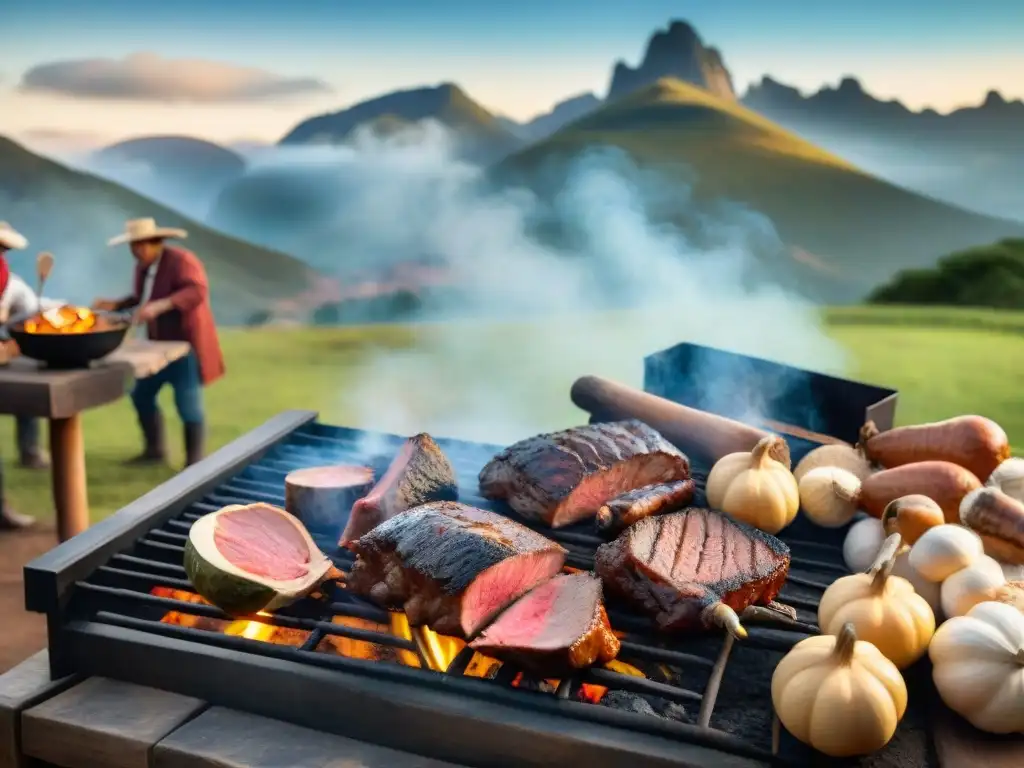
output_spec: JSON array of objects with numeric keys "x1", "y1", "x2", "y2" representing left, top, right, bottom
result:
[
  {"x1": 479, "y1": 420, "x2": 691, "y2": 528},
  {"x1": 346, "y1": 501, "x2": 567, "y2": 637},
  {"x1": 594, "y1": 507, "x2": 790, "y2": 638},
  {"x1": 469, "y1": 573, "x2": 620, "y2": 676},
  {"x1": 595, "y1": 479, "x2": 696, "y2": 536},
  {"x1": 338, "y1": 433, "x2": 458, "y2": 547}
]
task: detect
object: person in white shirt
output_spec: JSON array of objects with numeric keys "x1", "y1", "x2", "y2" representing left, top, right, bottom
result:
[{"x1": 0, "y1": 237, "x2": 64, "y2": 471}]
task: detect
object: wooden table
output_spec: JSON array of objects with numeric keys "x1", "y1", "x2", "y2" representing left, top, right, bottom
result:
[
  {"x1": 0, "y1": 341, "x2": 190, "y2": 542},
  {"x1": 0, "y1": 652, "x2": 467, "y2": 768}
]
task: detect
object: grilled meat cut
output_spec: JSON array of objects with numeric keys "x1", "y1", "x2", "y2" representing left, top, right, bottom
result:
[
  {"x1": 347, "y1": 501, "x2": 567, "y2": 637},
  {"x1": 595, "y1": 479, "x2": 696, "y2": 536},
  {"x1": 594, "y1": 508, "x2": 790, "y2": 638},
  {"x1": 469, "y1": 573, "x2": 620, "y2": 676},
  {"x1": 338, "y1": 433, "x2": 458, "y2": 547},
  {"x1": 479, "y1": 420, "x2": 690, "y2": 528}
]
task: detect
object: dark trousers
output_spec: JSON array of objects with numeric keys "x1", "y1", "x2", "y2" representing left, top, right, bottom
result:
[
  {"x1": 15, "y1": 416, "x2": 41, "y2": 456},
  {"x1": 130, "y1": 352, "x2": 204, "y2": 424}
]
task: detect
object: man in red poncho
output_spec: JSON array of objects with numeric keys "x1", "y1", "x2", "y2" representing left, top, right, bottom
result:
[
  {"x1": 93, "y1": 218, "x2": 225, "y2": 467},
  {"x1": 0, "y1": 222, "x2": 37, "y2": 529}
]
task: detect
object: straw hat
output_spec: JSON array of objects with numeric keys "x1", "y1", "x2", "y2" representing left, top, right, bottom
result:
[
  {"x1": 0, "y1": 221, "x2": 28, "y2": 250},
  {"x1": 107, "y1": 218, "x2": 188, "y2": 247}
]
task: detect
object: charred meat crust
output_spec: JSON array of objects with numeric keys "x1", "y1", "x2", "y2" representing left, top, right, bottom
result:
[
  {"x1": 479, "y1": 420, "x2": 691, "y2": 527},
  {"x1": 339, "y1": 433, "x2": 458, "y2": 546},
  {"x1": 596, "y1": 479, "x2": 697, "y2": 535},
  {"x1": 347, "y1": 501, "x2": 566, "y2": 637},
  {"x1": 594, "y1": 508, "x2": 790, "y2": 633},
  {"x1": 469, "y1": 573, "x2": 621, "y2": 676}
]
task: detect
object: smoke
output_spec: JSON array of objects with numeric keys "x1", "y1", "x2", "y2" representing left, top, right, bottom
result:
[{"x1": 242, "y1": 120, "x2": 849, "y2": 446}]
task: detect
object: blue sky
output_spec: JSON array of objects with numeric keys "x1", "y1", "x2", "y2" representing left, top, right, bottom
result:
[{"x1": 3, "y1": 0, "x2": 1022, "y2": 150}]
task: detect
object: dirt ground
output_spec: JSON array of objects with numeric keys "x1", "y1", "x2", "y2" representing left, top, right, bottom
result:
[{"x1": 0, "y1": 525, "x2": 52, "y2": 672}]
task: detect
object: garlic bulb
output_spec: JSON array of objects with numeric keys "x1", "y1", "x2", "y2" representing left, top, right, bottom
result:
[
  {"x1": 793, "y1": 444, "x2": 873, "y2": 483},
  {"x1": 891, "y1": 550, "x2": 942, "y2": 619},
  {"x1": 908, "y1": 524, "x2": 984, "y2": 582},
  {"x1": 986, "y1": 457, "x2": 1024, "y2": 503},
  {"x1": 940, "y1": 557, "x2": 1007, "y2": 619},
  {"x1": 799, "y1": 467, "x2": 861, "y2": 528},
  {"x1": 843, "y1": 518, "x2": 887, "y2": 573}
]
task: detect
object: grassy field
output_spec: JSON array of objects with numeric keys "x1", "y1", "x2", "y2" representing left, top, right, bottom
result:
[{"x1": 3, "y1": 304, "x2": 1023, "y2": 524}]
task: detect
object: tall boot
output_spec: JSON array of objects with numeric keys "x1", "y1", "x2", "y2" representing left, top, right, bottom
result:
[
  {"x1": 16, "y1": 418, "x2": 50, "y2": 470},
  {"x1": 183, "y1": 421, "x2": 206, "y2": 468},
  {"x1": 0, "y1": 460, "x2": 34, "y2": 531},
  {"x1": 126, "y1": 411, "x2": 167, "y2": 465}
]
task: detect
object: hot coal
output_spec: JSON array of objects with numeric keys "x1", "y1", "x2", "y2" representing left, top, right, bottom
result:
[
  {"x1": 595, "y1": 508, "x2": 790, "y2": 635},
  {"x1": 346, "y1": 501, "x2": 566, "y2": 637},
  {"x1": 479, "y1": 420, "x2": 691, "y2": 528},
  {"x1": 469, "y1": 573, "x2": 620, "y2": 676},
  {"x1": 595, "y1": 479, "x2": 696, "y2": 536},
  {"x1": 339, "y1": 433, "x2": 458, "y2": 547}
]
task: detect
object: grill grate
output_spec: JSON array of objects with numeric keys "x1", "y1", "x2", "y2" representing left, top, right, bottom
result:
[{"x1": 68, "y1": 421, "x2": 854, "y2": 765}]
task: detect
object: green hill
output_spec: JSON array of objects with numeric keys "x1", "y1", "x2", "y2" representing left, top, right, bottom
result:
[
  {"x1": 495, "y1": 78, "x2": 1024, "y2": 303},
  {"x1": 0, "y1": 136, "x2": 323, "y2": 323},
  {"x1": 279, "y1": 83, "x2": 523, "y2": 163},
  {"x1": 869, "y1": 238, "x2": 1024, "y2": 309}
]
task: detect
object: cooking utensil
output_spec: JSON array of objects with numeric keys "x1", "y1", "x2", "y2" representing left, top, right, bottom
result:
[
  {"x1": 8, "y1": 319, "x2": 130, "y2": 369},
  {"x1": 35, "y1": 251, "x2": 54, "y2": 302}
]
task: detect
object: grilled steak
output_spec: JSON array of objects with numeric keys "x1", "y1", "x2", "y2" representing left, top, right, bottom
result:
[
  {"x1": 595, "y1": 508, "x2": 790, "y2": 637},
  {"x1": 339, "y1": 433, "x2": 458, "y2": 547},
  {"x1": 347, "y1": 501, "x2": 567, "y2": 637},
  {"x1": 469, "y1": 573, "x2": 620, "y2": 675},
  {"x1": 479, "y1": 420, "x2": 690, "y2": 528},
  {"x1": 595, "y1": 479, "x2": 696, "y2": 536}
]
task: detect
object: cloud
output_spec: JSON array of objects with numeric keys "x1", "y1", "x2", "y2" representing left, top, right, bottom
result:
[{"x1": 19, "y1": 52, "x2": 332, "y2": 103}]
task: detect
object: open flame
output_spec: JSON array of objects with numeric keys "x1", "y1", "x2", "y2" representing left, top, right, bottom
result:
[
  {"x1": 23, "y1": 305, "x2": 105, "y2": 334},
  {"x1": 151, "y1": 586, "x2": 646, "y2": 702}
]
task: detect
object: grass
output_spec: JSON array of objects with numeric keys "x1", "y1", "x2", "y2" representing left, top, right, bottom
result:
[
  {"x1": 497, "y1": 79, "x2": 1024, "y2": 304},
  {"x1": 3, "y1": 304, "x2": 1023, "y2": 525}
]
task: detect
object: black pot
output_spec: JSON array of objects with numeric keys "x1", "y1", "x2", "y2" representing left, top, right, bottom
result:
[{"x1": 9, "y1": 321, "x2": 130, "y2": 369}]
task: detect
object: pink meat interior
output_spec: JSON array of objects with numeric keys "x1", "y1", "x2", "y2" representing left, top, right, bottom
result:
[
  {"x1": 362, "y1": 439, "x2": 415, "y2": 504},
  {"x1": 461, "y1": 549, "x2": 565, "y2": 636},
  {"x1": 213, "y1": 505, "x2": 311, "y2": 581},
  {"x1": 471, "y1": 573, "x2": 595, "y2": 651},
  {"x1": 294, "y1": 465, "x2": 373, "y2": 488}
]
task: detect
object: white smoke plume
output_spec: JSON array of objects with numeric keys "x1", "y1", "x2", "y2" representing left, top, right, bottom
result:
[{"x1": 238, "y1": 120, "x2": 849, "y2": 446}]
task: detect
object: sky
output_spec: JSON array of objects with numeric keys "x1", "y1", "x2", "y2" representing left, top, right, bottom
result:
[{"x1": 2, "y1": 0, "x2": 1022, "y2": 151}]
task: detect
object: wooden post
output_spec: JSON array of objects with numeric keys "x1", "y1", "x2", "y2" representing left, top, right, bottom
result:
[{"x1": 48, "y1": 415, "x2": 88, "y2": 542}]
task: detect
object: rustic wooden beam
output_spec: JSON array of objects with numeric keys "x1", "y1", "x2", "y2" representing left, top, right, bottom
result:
[
  {"x1": 153, "y1": 707, "x2": 468, "y2": 768},
  {"x1": 0, "y1": 652, "x2": 79, "y2": 768},
  {"x1": 20, "y1": 678, "x2": 205, "y2": 768}
]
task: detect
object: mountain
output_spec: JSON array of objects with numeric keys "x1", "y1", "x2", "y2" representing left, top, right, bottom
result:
[
  {"x1": 84, "y1": 135, "x2": 246, "y2": 221},
  {"x1": 742, "y1": 77, "x2": 1024, "y2": 221},
  {"x1": 279, "y1": 83, "x2": 524, "y2": 163},
  {"x1": 511, "y1": 93, "x2": 603, "y2": 141},
  {"x1": 0, "y1": 136, "x2": 326, "y2": 324},
  {"x1": 607, "y1": 20, "x2": 735, "y2": 103},
  {"x1": 495, "y1": 79, "x2": 1024, "y2": 304}
]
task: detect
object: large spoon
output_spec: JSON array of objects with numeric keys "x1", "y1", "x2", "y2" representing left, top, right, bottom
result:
[{"x1": 35, "y1": 251, "x2": 54, "y2": 302}]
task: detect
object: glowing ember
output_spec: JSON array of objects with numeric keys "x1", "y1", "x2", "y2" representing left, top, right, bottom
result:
[
  {"x1": 150, "y1": 586, "x2": 647, "y2": 701},
  {"x1": 23, "y1": 305, "x2": 108, "y2": 334}
]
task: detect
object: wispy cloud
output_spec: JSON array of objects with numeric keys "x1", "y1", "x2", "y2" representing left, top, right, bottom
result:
[{"x1": 19, "y1": 52, "x2": 333, "y2": 103}]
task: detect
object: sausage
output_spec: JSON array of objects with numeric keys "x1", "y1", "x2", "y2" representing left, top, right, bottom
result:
[
  {"x1": 859, "y1": 416, "x2": 1010, "y2": 482},
  {"x1": 858, "y1": 461, "x2": 982, "y2": 522},
  {"x1": 569, "y1": 375, "x2": 791, "y2": 468}
]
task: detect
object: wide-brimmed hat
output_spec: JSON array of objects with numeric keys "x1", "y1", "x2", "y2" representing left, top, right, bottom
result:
[
  {"x1": 108, "y1": 218, "x2": 188, "y2": 247},
  {"x1": 0, "y1": 221, "x2": 28, "y2": 251}
]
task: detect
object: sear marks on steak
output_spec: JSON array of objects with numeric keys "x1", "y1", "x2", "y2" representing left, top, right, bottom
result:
[
  {"x1": 469, "y1": 572, "x2": 620, "y2": 676},
  {"x1": 479, "y1": 420, "x2": 690, "y2": 529},
  {"x1": 595, "y1": 479, "x2": 696, "y2": 537},
  {"x1": 594, "y1": 508, "x2": 790, "y2": 639},
  {"x1": 347, "y1": 501, "x2": 566, "y2": 638},
  {"x1": 339, "y1": 433, "x2": 458, "y2": 547}
]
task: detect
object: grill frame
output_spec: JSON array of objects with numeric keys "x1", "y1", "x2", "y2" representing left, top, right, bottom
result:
[{"x1": 25, "y1": 401, "x2": 934, "y2": 767}]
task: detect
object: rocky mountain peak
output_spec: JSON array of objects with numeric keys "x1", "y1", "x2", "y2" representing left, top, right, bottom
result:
[{"x1": 607, "y1": 19, "x2": 736, "y2": 103}]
